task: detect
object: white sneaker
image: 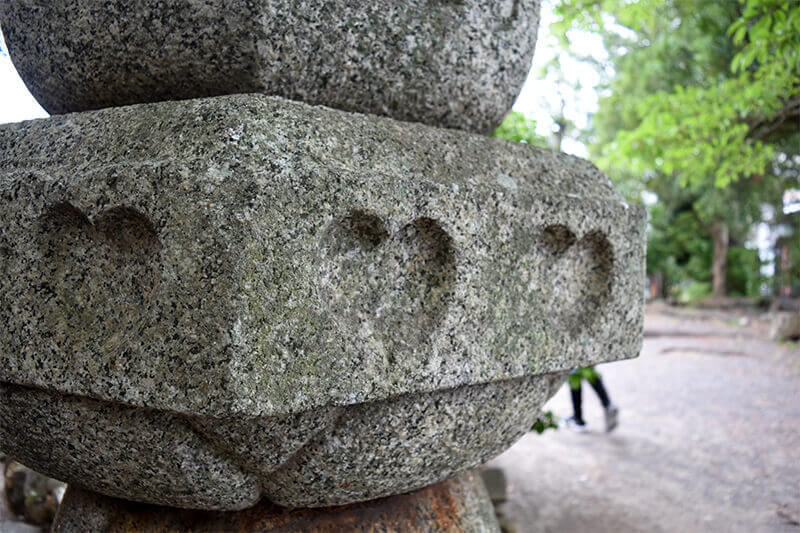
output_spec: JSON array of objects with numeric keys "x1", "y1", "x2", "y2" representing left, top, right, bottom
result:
[
  {"x1": 565, "y1": 416, "x2": 587, "y2": 433},
  {"x1": 604, "y1": 405, "x2": 619, "y2": 433}
]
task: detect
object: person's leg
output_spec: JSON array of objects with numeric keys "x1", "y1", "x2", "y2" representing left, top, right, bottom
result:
[
  {"x1": 583, "y1": 367, "x2": 619, "y2": 432},
  {"x1": 584, "y1": 367, "x2": 611, "y2": 408},
  {"x1": 567, "y1": 372, "x2": 585, "y2": 427}
]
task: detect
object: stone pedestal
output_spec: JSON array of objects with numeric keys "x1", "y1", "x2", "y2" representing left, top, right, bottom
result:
[
  {"x1": 0, "y1": 94, "x2": 645, "y2": 511},
  {"x1": 0, "y1": 0, "x2": 646, "y2": 526},
  {"x1": 53, "y1": 472, "x2": 499, "y2": 533}
]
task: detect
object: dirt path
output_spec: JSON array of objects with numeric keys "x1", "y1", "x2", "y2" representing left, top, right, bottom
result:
[{"x1": 489, "y1": 305, "x2": 800, "y2": 533}]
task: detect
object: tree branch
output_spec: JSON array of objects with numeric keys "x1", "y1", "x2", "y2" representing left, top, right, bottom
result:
[
  {"x1": 747, "y1": 95, "x2": 800, "y2": 142},
  {"x1": 690, "y1": 204, "x2": 714, "y2": 235}
]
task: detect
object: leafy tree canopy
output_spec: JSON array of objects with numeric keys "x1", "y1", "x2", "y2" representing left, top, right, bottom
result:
[
  {"x1": 492, "y1": 111, "x2": 548, "y2": 147},
  {"x1": 548, "y1": 0, "x2": 799, "y2": 298},
  {"x1": 554, "y1": 0, "x2": 798, "y2": 188}
]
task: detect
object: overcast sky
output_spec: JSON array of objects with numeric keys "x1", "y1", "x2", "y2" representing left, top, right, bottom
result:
[
  {"x1": 0, "y1": 1, "x2": 601, "y2": 157},
  {"x1": 0, "y1": 29, "x2": 47, "y2": 124}
]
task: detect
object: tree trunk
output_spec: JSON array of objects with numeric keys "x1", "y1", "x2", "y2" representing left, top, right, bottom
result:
[
  {"x1": 552, "y1": 116, "x2": 567, "y2": 152},
  {"x1": 710, "y1": 221, "x2": 729, "y2": 298}
]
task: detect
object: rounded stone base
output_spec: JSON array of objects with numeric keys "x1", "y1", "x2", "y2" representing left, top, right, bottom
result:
[
  {"x1": 52, "y1": 471, "x2": 499, "y2": 532},
  {"x1": 0, "y1": 373, "x2": 565, "y2": 510}
]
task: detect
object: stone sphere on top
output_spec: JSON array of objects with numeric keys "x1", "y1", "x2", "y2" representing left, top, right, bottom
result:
[{"x1": 0, "y1": 0, "x2": 541, "y2": 133}]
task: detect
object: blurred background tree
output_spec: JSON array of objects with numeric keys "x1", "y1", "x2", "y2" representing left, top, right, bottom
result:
[
  {"x1": 493, "y1": 111, "x2": 549, "y2": 147},
  {"x1": 544, "y1": 0, "x2": 799, "y2": 301}
]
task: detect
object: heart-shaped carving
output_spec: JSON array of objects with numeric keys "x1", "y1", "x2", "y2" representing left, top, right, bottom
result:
[
  {"x1": 320, "y1": 211, "x2": 456, "y2": 361},
  {"x1": 532, "y1": 224, "x2": 614, "y2": 334},
  {"x1": 37, "y1": 203, "x2": 161, "y2": 356}
]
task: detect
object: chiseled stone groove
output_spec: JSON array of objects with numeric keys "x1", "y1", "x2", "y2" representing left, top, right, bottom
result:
[
  {"x1": 186, "y1": 406, "x2": 345, "y2": 488},
  {"x1": 260, "y1": 373, "x2": 566, "y2": 508}
]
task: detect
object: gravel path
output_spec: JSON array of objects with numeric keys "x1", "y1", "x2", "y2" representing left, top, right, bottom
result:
[{"x1": 489, "y1": 305, "x2": 800, "y2": 533}]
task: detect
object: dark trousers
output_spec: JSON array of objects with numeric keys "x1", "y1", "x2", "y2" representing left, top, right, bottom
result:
[{"x1": 569, "y1": 368, "x2": 611, "y2": 424}]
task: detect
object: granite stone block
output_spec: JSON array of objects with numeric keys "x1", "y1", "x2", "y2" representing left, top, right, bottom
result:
[
  {"x1": 0, "y1": 94, "x2": 645, "y2": 509},
  {"x1": 0, "y1": 0, "x2": 541, "y2": 133},
  {"x1": 0, "y1": 383, "x2": 261, "y2": 510},
  {"x1": 52, "y1": 471, "x2": 499, "y2": 532},
  {"x1": 770, "y1": 312, "x2": 800, "y2": 341},
  {"x1": 0, "y1": 93, "x2": 645, "y2": 418},
  {"x1": 260, "y1": 373, "x2": 565, "y2": 507}
]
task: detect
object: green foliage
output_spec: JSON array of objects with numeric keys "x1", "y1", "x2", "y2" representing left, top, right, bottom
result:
[
  {"x1": 727, "y1": 245, "x2": 762, "y2": 296},
  {"x1": 647, "y1": 194, "x2": 766, "y2": 298},
  {"x1": 647, "y1": 206, "x2": 711, "y2": 284},
  {"x1": 492, "y1": 111, "x2": 548, "y2": 147},
  {"x1": 575, "y1": 0, "x2": 800, "y2": 189},
  {"x1": 606, "y1": 80, "x2": 776, "y2": 188},
  {"x1": 729, "y1": 0, "x2": 800, "y2": 78},
  {"x1": 675, "y1": 281, "x2": 713, "y2": 304},
  {"x1": 551, "y1": 0, "x2": 799, "y2": 297},
  {"x1": 531, "y1": 411, "x2": 559, "y2": 434}
]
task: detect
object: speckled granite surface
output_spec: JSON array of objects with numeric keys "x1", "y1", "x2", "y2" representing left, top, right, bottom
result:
[
  {"x1": 261, "y1": 372, "x2": 566, "y2": 507},
  {"x1": 0, "y1": 94, "x2": 645, "y2": 509},
  {"x1": 0, "y1": 94, "x2": 645, "y2": 419},
  {"x1": 0, "y1": 374, "x2": 561, "y2": 509},
  {"x1": 0, "y1": 382, "x2": 261, "y2": 510},
  {"x1": 0, "y1": 0, "x2": 540, "y2": 133},
  {"x1": 53, "y1": 471, "x2": 499, "y2": 532}
]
